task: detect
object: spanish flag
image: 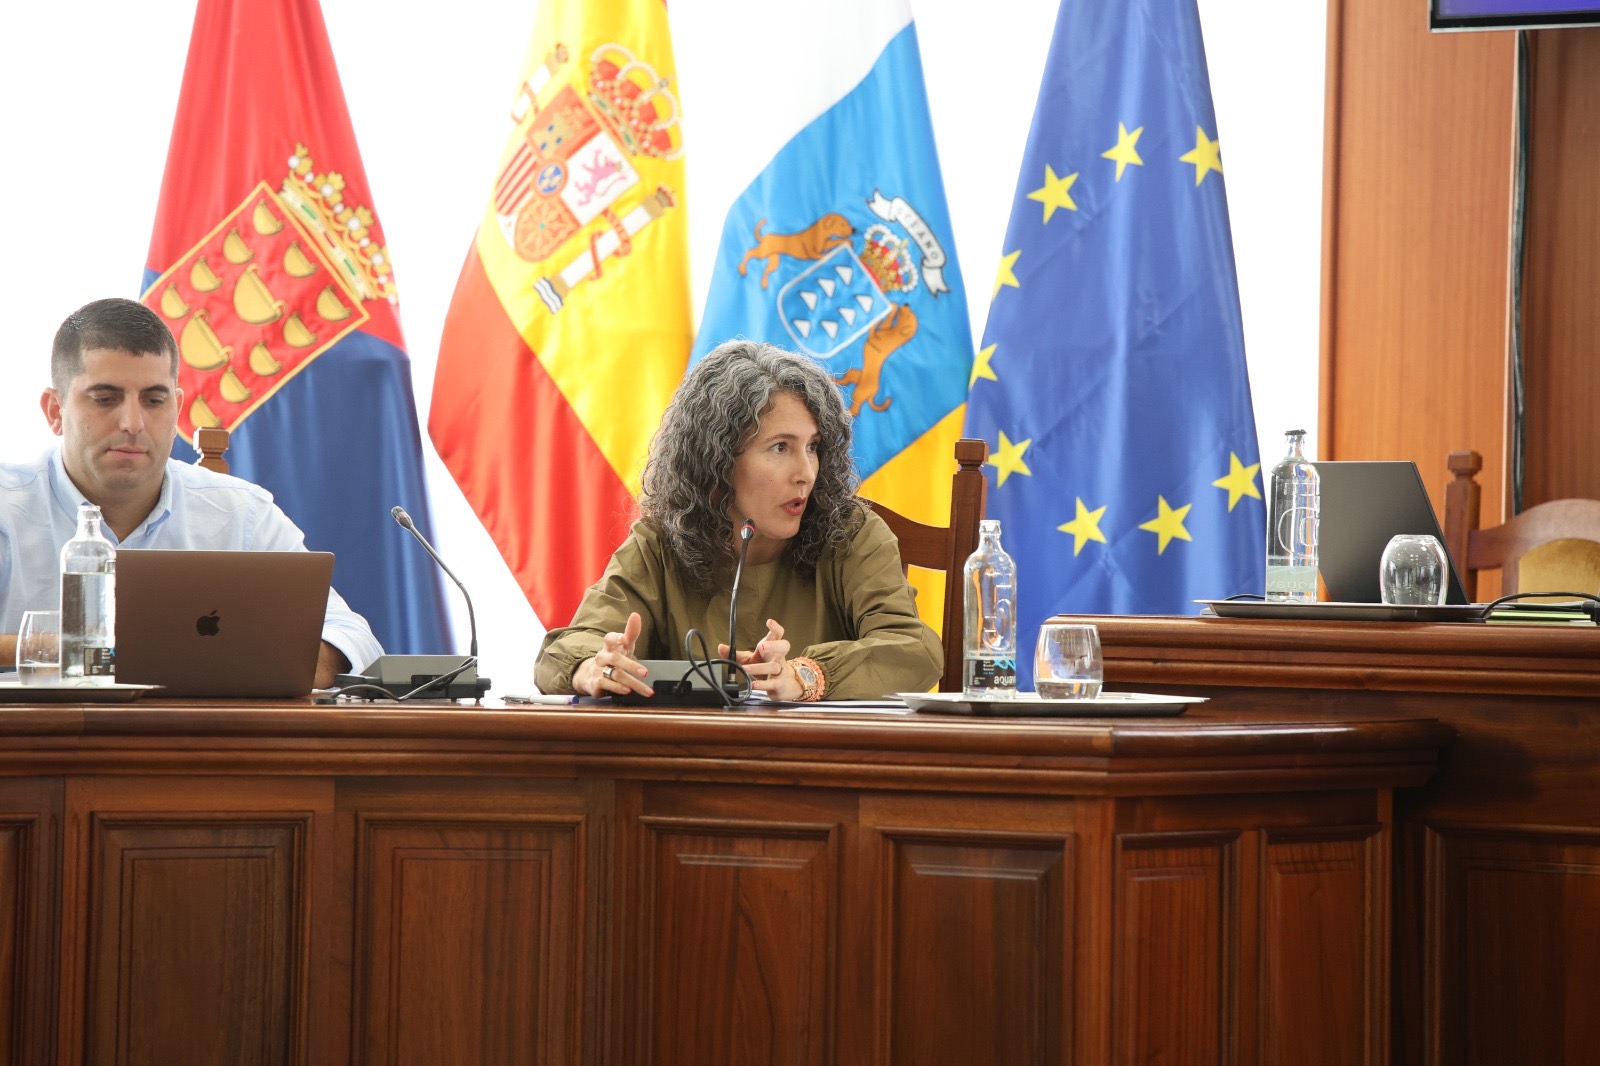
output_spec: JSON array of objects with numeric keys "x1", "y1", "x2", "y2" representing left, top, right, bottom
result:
[
  {"x1": 430, "y1": 0, "x2": 692, "y2": 628},
  {"x1": 142, "y1": 0, "x2": 451, "y2": 655}
]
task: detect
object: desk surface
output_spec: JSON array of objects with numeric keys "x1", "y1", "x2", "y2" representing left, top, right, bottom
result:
[
  {"x1": 1059, "y1": 612, "x2": 1600, "y2": 697},
  {"x1": 0, "y1": 692, "x2": 1449, "y2": 798}
]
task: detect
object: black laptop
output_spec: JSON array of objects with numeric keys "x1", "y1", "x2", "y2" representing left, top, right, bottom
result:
[
  {"x1": 1313, "y1": 461, "x2": 1470, "y2": 605},
  {"x1": 1199, "y1": 460, "x2": 1479, "y2": 619}
]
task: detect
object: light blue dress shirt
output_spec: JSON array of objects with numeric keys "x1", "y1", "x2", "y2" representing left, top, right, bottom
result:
[{"x1": 0, "y1": 448, "x2": 383, "y2": 672}]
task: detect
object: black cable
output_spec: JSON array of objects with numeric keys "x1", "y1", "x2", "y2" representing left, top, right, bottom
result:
[
  {"x1": 683, "y1": 628, "x2": 750, "y2": 710},
  {"x1": 322, "y1": 655, "x2": 481, "y2": 703},
  {"x1": 395, "y1": 655, "x2": 479, "y2": 701},
  {"x1": 319, "y1": 682, "x2": 403, "y2": 703},
  {"x1": 1481, "y1": 591, "x2": 1600, "y2": 623}
]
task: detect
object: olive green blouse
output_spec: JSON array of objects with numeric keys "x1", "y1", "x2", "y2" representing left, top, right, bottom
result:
[{"x1": 535, "y1": 509, "x2": 942, "y2": 698}]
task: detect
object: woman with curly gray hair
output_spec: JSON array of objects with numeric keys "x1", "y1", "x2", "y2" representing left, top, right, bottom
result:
[{"x1": 535, "y1": 339, "x2": 941, "y2": 701}]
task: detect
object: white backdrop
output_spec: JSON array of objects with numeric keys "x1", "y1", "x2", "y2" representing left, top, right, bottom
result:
[{"x1": 0, "y1": 0, "x2": 1323, "y2": 690}]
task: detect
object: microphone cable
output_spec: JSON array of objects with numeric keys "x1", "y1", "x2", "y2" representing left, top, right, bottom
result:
[
  {"x1": 1480, "y1": 591, "x2": 1600, "y2": 623},
  {"x1": 682, "y1": 630, "x2": 750, "y2": 710},
  {"x1": 684, "y1": 519, "x2": 760, "y2": 709}
]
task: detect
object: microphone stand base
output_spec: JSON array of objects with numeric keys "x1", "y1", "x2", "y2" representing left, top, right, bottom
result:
[{"x1": 335, "y1": 654, "x2": 491, "y2": 701}]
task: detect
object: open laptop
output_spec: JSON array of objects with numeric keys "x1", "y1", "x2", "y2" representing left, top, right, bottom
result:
[
  {"x1": 1199, "y1": 460, "x2": 1479, "y2": 620},
  {"x1": 114, "y1": 550, "x2": 334, "y2": 697},
  {"x1": 1313, "y1": 461, "x2": 1470, "y2": 604}
]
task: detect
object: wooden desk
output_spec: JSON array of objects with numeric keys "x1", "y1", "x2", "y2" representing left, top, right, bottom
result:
[
  {"x1": 0, "y1": 693, "x2": 1448, "y2": 1065},
  {"x1": 1079, "y1": 614, "x2": 1600, "y2": 1066}
]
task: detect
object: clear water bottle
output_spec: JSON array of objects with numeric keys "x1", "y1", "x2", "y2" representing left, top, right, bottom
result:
[
  {"x1": 963, "y1": 519, "x2": 1017, "y2": 697},
  {"x1": 1265, "y1": 429, "x2": 1320, "y2": 603},
  {"x1": 60, "y1": 503, "x2": 116, "y2": 684}
]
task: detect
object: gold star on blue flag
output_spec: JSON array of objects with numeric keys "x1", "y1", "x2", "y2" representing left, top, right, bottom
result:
[{"x1": 964, "y1": 0, "x2": 1265, "y2": 687}]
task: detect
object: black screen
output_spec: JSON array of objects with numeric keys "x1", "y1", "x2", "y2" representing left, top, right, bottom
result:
[{"x1": 1432, "y1": 0, "x2": 1600, "y2": 30}]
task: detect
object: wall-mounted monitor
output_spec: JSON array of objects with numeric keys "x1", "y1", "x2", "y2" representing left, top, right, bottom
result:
[{"x1": 1432, "y1": 0, "x2": 1600, "y2": 30}]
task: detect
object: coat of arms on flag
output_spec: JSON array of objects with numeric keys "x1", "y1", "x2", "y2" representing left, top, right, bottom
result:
[
  {"x1": 142, "y1": 145, "x2": 388, "y2": 441},
  {"x1": 739, "y1": 190, "x2": 951, "y2": 424},
  {"x1": 485, "y1": 41, "x2": 682, "y2": 313}
]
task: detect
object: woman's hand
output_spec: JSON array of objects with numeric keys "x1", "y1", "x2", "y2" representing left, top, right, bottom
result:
[
  {"x1": 573, "y1": 612, "x2": 653, "y2": 697},
  {"x1": 719, "y1": 618, "x2": 801, "y2": 700}
]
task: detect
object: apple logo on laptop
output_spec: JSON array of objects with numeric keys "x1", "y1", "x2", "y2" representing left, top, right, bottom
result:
[{"x1": 196, "y1": 610, "x2": 221, "y2": 637}]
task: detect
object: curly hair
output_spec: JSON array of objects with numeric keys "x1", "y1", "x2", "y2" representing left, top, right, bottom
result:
[{"x1": 640, "y1": 339, "x2": 863, "y2": 593}]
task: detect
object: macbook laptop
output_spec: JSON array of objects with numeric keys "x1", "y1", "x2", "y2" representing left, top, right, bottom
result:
[
  {"x1": 1311, "y1": 461, "x2": 1470, "y2": 604},
  {"x1": 114, "y1": 550, "x2": 334, "y2": 697}
]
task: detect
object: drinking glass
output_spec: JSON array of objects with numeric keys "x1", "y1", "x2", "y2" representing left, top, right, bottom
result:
[
  {"x1": 1033, "y1": 623, "x2": 1103, "y2": 699},
  {"x1": 16, "y1": 610, "x2": 61, "y2": 686},
  {"x1": 1380, "y1": 534, "x2": 1449, "y2": 606}
]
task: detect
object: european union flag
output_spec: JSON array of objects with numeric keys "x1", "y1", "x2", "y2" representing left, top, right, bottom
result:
[{"x1": 964, "y1": 0, "x2": 1265, "y2": 686}]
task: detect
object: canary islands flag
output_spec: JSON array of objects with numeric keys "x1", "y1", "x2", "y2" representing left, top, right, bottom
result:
[
  {"x1": 430, "y1": 0, "x2": 692, "y2": 628},
  {"x1": 692, "y1": 0, "x2": 973, "y2": 632},
  {"x1": 964, "y1": 0, "x2": 1265, "y2": 686},
  {"x1": 141, "y1": 0, "x2": 450, "y2": 655}
]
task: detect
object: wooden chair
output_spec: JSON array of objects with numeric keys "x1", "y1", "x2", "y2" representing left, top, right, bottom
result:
[
  {"x1": 867, "y1": 438, "x2": 989, "y2": 692},
  {"x1": 1442, "y1": 449, "x2": 1600, "y2": 600},
  {"x1": 194, "y1": 426, "x2": 230, "y2": 474}
]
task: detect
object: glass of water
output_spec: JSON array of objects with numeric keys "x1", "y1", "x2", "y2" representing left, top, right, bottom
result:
[
  {"x1": 16, "y1": 610, "x2": 61, "y2": 686},
  {"x1": 1380, "y1": 534, "x2": 1449, "y2": 606},
  {"x1": 1033, "y1": 623, "x2": 1102, "y2": 699}
]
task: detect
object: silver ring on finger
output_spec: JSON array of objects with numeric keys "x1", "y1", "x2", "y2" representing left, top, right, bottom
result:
[{"x1": 602, "y1": 665, "x2": 616, "y2": 681}]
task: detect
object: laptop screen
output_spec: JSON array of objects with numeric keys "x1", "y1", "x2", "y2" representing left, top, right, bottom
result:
[{"x1": 1312, "y1": 461, "x2": 1470, "y2": 604}]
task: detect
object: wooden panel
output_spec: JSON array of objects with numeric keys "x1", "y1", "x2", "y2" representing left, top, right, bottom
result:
[
  {"x1": 881, "y1": 833, "x2": 1067, "y2": 1066},
  {"x1": 0, "y1": 780, "x2": 59, "y2": 1066},
  {"x1": 1112, "y1": 832, "x2": 1236, "y2": 1065},
  {"x1": 1091, "y1": 616, "x2": 1600, "y2": 1066},
  {"x1": 1428, "y1": 826, "x2": 1600, "y2": 1065},
  {"x1": 1321, "y1": 0, "x2": 1515, "y2": 523},
  {"x1": 639, "y1": 812, "x2": 838, "y2": 1066},
  {"x1": 83, "y1": 815, "x2": 307, "y2": 1066},
  {"x1": 353, "y1": 814, "x2": 588, "y2": 1066},
  {"x1": 1521, "y1": 29, "x2": 1600, "y2": 507},
  {"x1": 1260, "y1": 829, "x2": 1383, "y2": 1066},
  {"x1": 0, "y1": 818, "x2": 24, "y2": 1060},
  {"x1": 6, "y1": 696, "x2": 1450, "y2": 1062},
  {"x1": 1079, "y1": 612, "x2": 1600, "y2": 697}
]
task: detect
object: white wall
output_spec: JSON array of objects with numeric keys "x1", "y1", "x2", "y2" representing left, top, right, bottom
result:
[{"x1": 0, "y1": 0, "x2": 1323, "y2": 690}]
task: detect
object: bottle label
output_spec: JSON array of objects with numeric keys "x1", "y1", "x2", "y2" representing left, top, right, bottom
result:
[
  {"x1": 964, "y1": 656, "x2": 1017, "y2": 694},
  {"x1": 1265, "y1": 565, "x2": 1318, "y2": 598},
  {"x1": 83, "y1": 646, "x2": 115, "y2": 677}
]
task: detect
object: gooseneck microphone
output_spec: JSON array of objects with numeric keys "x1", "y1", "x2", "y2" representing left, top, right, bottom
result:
[
  {"x1": 727, "y1": 518, "x2": 757, "y2": 679},
  {"x1": 392, "y1": 506, "x2": 478, "y2": 661},
  {"x1": 335, "y1": 504, "x2": 486, "y2": 701}
]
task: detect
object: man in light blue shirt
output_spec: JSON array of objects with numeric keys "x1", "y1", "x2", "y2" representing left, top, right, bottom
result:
[{"x1": 0, "y1": 297, "x2": 382, "y2": 687}]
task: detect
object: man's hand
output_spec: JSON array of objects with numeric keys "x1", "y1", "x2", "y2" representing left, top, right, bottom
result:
[{"x1": 314, "y1": 641, "x2": 350, "y2": 691}]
